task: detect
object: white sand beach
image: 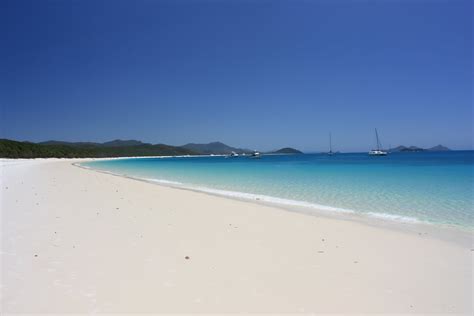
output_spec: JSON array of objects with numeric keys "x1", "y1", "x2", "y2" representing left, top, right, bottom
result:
[{"x1": 1, "y1": 159, "x2": 472, "y2": 314}]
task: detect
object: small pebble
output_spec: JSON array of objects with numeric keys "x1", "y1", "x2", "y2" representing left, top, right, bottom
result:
[
  {"x1": 34, "y1": 254, "x2": 38, "y2": 257},
  {"x1": 185, "y1": 256, "x2": 190, "y2": 260}
]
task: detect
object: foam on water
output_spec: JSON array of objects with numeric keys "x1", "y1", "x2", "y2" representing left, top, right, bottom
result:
[
  {"x1": 141, "y1": 176, "x2": 424, "y2": 224},
  {"x1": 189, "y1": 185, "x2": 356, "y2": 214},
  {"x1": 366, "y1": 212, "x2": 421, "y2": 224},
  {"x1": 144, "y1": 178, "x2": 183, "y2": 185},
  {"x1": 135, "y1": 174, "x2": 355, "y2": 213}
]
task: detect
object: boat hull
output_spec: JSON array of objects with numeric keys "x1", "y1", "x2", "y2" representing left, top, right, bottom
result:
[{"x1": 369, "y1": 150, "x2": 387, "y2": 156}]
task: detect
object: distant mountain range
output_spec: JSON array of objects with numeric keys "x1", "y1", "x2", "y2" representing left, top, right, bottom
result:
[
  {"x1": 0, "y1": 139, "x2": 301, "y2": 158},
  {"x1": 389, "y1": 145, "x2": 451, "y2": 152},
  {"x1": 39, "y1": 139, "x2": 147, "y2": 147}
]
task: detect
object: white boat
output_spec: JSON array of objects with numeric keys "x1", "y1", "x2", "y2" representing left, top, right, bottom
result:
[
  {"x1": 327, "y1": 132, "x2": 335, "y2": 155},
  {"x1": 229, "y1": 151, "x2": 239, "y2": 157},
  {"x1": 369, "y1": 128, "x2": 388, "y2": 156},
  {"x1": 250, "y1": 151, "x2": 261, "y2": 159}
]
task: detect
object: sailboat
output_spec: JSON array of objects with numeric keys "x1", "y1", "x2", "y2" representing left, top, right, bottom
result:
[
  {"x1": 369, "y1": 128, "x2": 388, "y2": 156},
  {"x1": 327, "y1": 133, "x2": 335, "y2": 155}
]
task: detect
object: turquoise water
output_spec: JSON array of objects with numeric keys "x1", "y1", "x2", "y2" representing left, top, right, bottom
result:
[{"x1": 83, "y1": 151, "x2": 474, "y2": 230}]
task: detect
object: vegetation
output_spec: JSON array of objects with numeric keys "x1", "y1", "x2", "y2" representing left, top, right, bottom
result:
[
  {"x1": 181, "y1": 141, "x2": 252, "y2": 155},
  {"x1": 272, "y1": 147, "x2": 303, "y2": 154},
  {"x1": 0, "y1": 139, "x2": 197, "y2": 158},
  {"x1": 0, "y1": 139, "x2": 307, "y2": 158},
  {"x1": 389, "y1": 145, "x2": 451, "y2": 152}
]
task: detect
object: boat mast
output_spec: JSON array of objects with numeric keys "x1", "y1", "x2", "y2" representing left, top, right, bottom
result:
[
  {"x1": 375, "y1": 128, "x2": 381, "y2": 150},
  {"x1": 329, "y1": 132, "x2": 332, "y2": 153}
]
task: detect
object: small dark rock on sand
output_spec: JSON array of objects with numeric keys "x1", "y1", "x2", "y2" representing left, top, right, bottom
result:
[{"x1": 185, "y1": 256, "x2": 190, "y2": 260}]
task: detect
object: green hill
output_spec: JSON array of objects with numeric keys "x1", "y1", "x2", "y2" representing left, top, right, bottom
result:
[
  {"x1": 0, "y1": 139, "x2": 196, "y2": 158},
  {"x1": 271, "y1": 147, "x2": 303, "y2": 154},
  {"x1": 181, "y1": 142, "x2": 252, "y2": 154}
]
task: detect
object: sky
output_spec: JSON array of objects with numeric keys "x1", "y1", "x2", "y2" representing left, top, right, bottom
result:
[{"x1": 1, "y1": 0, "x2": 472, "y2": 152}]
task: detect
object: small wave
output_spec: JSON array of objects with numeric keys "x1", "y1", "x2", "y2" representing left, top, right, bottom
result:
[
  {"x1": 181, "y1": 186, "x2": 356, "y2": 214},
  {"x1": 367, "y1": 212, "x2": 421, "y2": 223},
  {"x1": 143, "y1": 178, "x2": 183, "y2": 185}
]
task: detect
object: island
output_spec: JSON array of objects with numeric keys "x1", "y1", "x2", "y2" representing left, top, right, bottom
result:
[
  {"x1": 389, "y1": 145, "x2": 451, "y2": 152},
  {"x1": 271, "y1": 147, "x2": 303, "y2": 154}
]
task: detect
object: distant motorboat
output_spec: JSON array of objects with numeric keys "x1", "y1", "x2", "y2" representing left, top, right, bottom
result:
[
  {"x1": 369, "y1": 128, "x2": 388, "y2": 156},
  {"x1": 228, "y1": 151, "x2": 239, "y2": 158},
  {"x1": 250, "y1": 151, "x2": 261, "y2": 159}
]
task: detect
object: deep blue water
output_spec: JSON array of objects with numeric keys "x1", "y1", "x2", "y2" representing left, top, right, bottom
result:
[{"x1": 83, "y1": 151, "x2": 474, "y2": 230}]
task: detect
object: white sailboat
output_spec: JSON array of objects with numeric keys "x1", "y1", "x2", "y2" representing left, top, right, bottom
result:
[{"x1": 369, "y1": 128, "x2": 388, "y2": 156}]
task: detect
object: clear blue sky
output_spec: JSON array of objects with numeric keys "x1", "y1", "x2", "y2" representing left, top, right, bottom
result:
[{"x1": 1, "y1": 0, "x2": 472, "y2": 152}]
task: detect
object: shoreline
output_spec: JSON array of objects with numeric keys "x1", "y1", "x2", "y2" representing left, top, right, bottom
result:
[
  {"x1": 76, "y1": 161, "x2": 473, "y2": 247},
  {"x1": 2, "y1": 158, "x2": 472, "y2": 313}
]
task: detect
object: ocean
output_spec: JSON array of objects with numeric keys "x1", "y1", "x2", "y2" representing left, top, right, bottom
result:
[{"x1": 82, "y1": 151, "x2": 474, "y2": 231}]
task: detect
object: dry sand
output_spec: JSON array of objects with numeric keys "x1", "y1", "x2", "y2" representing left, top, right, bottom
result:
[{"x1": 1, "y1": 159, "x2": 472, "y2": 314}]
